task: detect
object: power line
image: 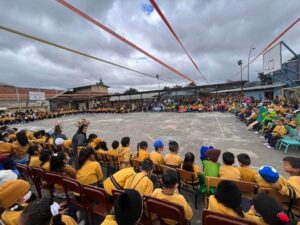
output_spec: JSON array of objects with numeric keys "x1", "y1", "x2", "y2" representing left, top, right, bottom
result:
[
  {"x1": 0, "y1": 25, "x2": 176, "y2": 85},
  {"x1": 149, "y1": 0, "x2": 208, "y2": 83},
  {"x1": 56, "y1": 0, "x2": 195, "y2": 83}
]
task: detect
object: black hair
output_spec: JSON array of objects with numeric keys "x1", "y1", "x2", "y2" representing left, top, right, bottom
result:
[
  {"x1": 54, "y1": 124, "x2": 62, "y2": 136},
  {"x1": 141, "y1": 159, "x2": 153, "y2": 173},
  {"x1": 253, "y1": 193, "x2": 297, "y2": 225},
  {"x1": 121, "y1": 137, "x2": 130, "y2": 147},
  {"x1": 27, "y1": 144, "x2": 39, "y2": 156},
  {"x1": 162, "y1": 170, "x2": 178, "y2": 189},
  {"x1": 182, "y1": 152, "x2": 195, "y2": 172},
  {"x1": 137, "y1": 141, "x2": 148, "y2": 157},
  {"x1": 87, "y1": 133, "x2": 97, "y2": 145},
  {"x1": 77, "y1": 147, "x2": 96, "y2": 170},
  {"x1": 39, "y1": 130, "x2": 46, "y2": 136},
  {"x1": 16, "y1": 130, "x2": 29, "y2": 146},
  {"x1": 112, "y1": 140, "x2": 119, "y2": 150},
  {"x1": 215, "y1": 180, "x2": 244, "y2": 218},
  {"x1": 98, "y1": 141, "x2": 108, "y2": 151},
  {"x1": 50, "y1": 152, "x2": 65, "y2": 173},
  {"x1": 19, "y1": 197, "x2": 66, "y2": 225},
  {"x1": 283, "y1": 157, "x2": 300, "y2": 170},
  {"x1": 223, "y1": 152, "x2": 235, "y2": 165},
  {"x1": 34, "y1": 131, "x2": 41, "y2": 139},
  {"x1": 237, "y1": 153, "x2": 251, "y2": 166},
  {"x1": 169, "y1": 141, "x2": 179, "y2": 153},
  {"x1": 39, "y1": 149, "x2": 52, "y2": 167}
]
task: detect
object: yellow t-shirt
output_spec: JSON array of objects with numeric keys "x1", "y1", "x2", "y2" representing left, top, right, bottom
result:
[
  {"x1": 64, "y1": 140, "x2": 72, "y2": 149},
  {"x1": 272, "y1": 125, "x2": 287, "y2": 137},
  {"x1": 107, "y1": 148, "x2": 118, "y2": 157},
  {"x1": 279, "y1": 176, "x2": 300, "y2": 198},
  {"x1": 219, "y1": 165, "x2": 241, "y2": 180},
  {"x1": 151, "y1": 188, "x2": 193, "y2": 225},
  {"x1": 29, "y1": 156, "x2": 41, "y2": 167},
  {"x1": 135, "y1": 149, "x2": 150, "y2": 161},
  {"x1": 12, "y1": 141, "x2": 30, "y2": 159},
  {"x1": 255, "y1": 174, "x2": 286, "y2": 189},
  {"x1": 117, "y1": 146, "x2": 131, "y2": 163},
  {"x1": 1, "y1": 204, "x2": 27, "y2": 225},
  {"x1": 77, "y1": 160, "x2": 103, "y2": 185},
  {"x1": 164, "y1": 153, "x2": 182, "y2": 167},
  {"x1": 101, "y1": 215, "x2": 118, "y2": 225},
  {"x1": 103, "y1": 167, "x2": 136, "y2": 196},
  {"x1": 238, "y1": 166, "x2": 258, "y2": 183},
  {"x1": 0, "y1": 142, "x2": 13, "y2": 157},
  {"x1": 41, "y1": 160, "x2": 51, "y2": 171},
  {"x1": 245, "y1": 208, "x2": 268, "y2": 225},
  {"x1": 124, "y1": 172, "x2": 153, "y2": 197},
  {"x1": 36, "y1": 136, "x2": 46, "y2": 144},
  {"x1": 150, "y1": 151, "x2": 164, "y2": 165},
  {"x1": 60, "y1": 215, "x2": 78, "y2": 225},
  {"x1": 208, "y1": 195, "x2": 242, "y2": 218}
]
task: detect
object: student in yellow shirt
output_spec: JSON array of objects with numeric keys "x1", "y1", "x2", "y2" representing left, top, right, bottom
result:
[
  {"x1": 27, "y1": 144, "x2": 42, "y2": 167},
  {"x1": 96, "y1": 141, "x2": 109, "y2": 153},
  {"x1": 181, "y1": 152, "x2": 201, "y2": 182},
  {"x1": 237, "y1": 153, "x2": 258, "y2": 183},
  {"x1": 39, "y1": 149, "x2": 52, "y2": 171},
  {"x1": 101, "y1": 189, "x2": 143, "y2": 225},
  {"x1": 265, "y1": 119, "x2": 287, "y2": 148},
  {"x1": 271, "y1": 157, "x2": 300, "y2": 198},
  {"x1": 18, "y1": 197, "x2": 77, "y2": 225},
  {"x1": 12, "y1": 130, "x2": 31, "y2": 164},
  {"x1": 124, "y1": 159, "x2": 154, "y2": 197},
  {"x1": 103, "y1": 167, "x2": 136, "y2": 196},
  {"x1": 135, "y1": 141, "x2": 150, "y2": 161},
  {"x1": 150, "y1": 139, "x2": 165, "y2": 165},
  {"x1": 208, "y1": 180, "x2": 245, "y2": 219},
  {"x1": 164, "y1": 141, "x2": 182, "y2": 167},
  {"x1": 246, "y1": 192, "x2": 296, "y2": 225},
  {"x1": 0, "y1": 131, "x2": 13, "y2": 157},
  {"x1": 151, "y1": 170, "x2": 193, "y2": 225},
  {"x1": 118, "y1": 136, "x2": 131, "y2": 168},
  {"x1": 77, "y1": 147, "x2": 103, "y2": 186},
  {"x1": 107, "y1": 140, "x2": 119, "y2": 157},
  {"x1": 219, "y1": 152, "x2": 240, "y2": 180},
  {"x1": 86, "y1": 133, "x2": 98, "y2": 148}
]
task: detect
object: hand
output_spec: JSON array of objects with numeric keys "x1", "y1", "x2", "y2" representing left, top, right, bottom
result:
[{"x1": 271, "y1": 183, "x2": 282, "y2": 191}]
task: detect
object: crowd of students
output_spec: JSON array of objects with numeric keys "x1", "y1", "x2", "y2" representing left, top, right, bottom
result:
[{"x1": 0, "y1": 109, "x2": 300, "y2": 224}]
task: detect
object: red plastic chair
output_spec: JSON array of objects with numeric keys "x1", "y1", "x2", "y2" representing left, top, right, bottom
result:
[
  {"x1": 82, "y1": 185, "x2": 113, "y2": 224},
  {"x1": 30, "y1": 167, "x2": 46, "y2": 198},
  {"x1": 44, "y1": 172, "x2": 63, "y2": 198},
  {"x1": 16, "y1": 163, "x2": 33, "y2": 184},
  {"x1": 202, "y1": 210, "x2": 256, "y2": 225},
  {"x1": 145, "y1": 196, "x2": 190, "y2": 225}
]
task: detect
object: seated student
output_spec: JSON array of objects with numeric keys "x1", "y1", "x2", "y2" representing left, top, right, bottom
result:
[
  {"x1": 219, "y1": 152, "x2": 240, "y2": 180},
  {"x1": 0, "y1": 131, "x2": 14, "y2": 157},
  {"x1": 202, "y1": 149, "x2": 221, "y2": 177},
  {"x1": 18, "y1": 197, "x2": 77, "y2": 225},
  {"x1": 12, "y1": 130, "x2": 32, "y2": 164},
  {"x1": 135, "y1": 141, "x2": 150, "y2": 161},
  {"x1": 265, "y1": 118, "x2": 287, "y2": 148},
  {"x1": 124, "y1": 159, "x2": 154, "y2": 197},
  {"x1": 0, "y1": 180, "x2": 36, "y2": 225},
  {"x1": 246, "y1": 192, "x2": 297, "y2": 225},
  {"x1": 86, "y1": 133, "x2": 98, "y2": 148},
  {"x1": 151, "y1": 170, "x2": 193, "y2": 225},
  {"x1": 39, "y1": 149, "x2": 52, "y2": 171},
  {"x1": 95, "y1": 141, "x2": 109, "y2": 153},
  {"x1": 76, "y1": 147, "x2": 103, "y2": 186},
  {"x1": 27, "y1": 144, "x2": 42, "y2": 167},
  {"x1": 117, "y1": 136, "x2": 131, "y2": 169},
  {"x1": 36, "y1": 130, "x2": 46, "y2": 144},
  {"x1": 101, "y1": 190, "x2": 142, "y2": 225},
  {"x1": 208, "y1": 180, "x2": 245, "y2": 218},
  {"x1": 150, "y1": 140, "x2": 165, "y2": 165},
  {"x1": 107, "y1": 140, "x2": 119, "y2": 157},
  {"x1": 50, "y1": 152, "x2": 76, "y2": 193},
  {"x1": 237, "y1": 153, "x2": 258, "y2": 183},
  {"x1": 103, "y1": 167, "x2": 136, "y2": 196},
  {"x1": 270, "y1": 157, "x2": 300, "y2": 198},
  {"x1": 164, "y1": 141, "x2": 182, "y2": 167},
  {"x1": 255, "y1": 165, "x2": 286, "y2": 190},
  {"x1": 181, "y1": 152, "x2": 201, "y2": 182}
]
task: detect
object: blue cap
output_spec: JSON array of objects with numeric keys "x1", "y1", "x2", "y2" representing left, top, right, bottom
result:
[
  {"x1": 259, "y1": 165, "x2": 279, "y2": 183},
  {"x1": 153, "y1": 140, "x2": 164, "y2": 149}
]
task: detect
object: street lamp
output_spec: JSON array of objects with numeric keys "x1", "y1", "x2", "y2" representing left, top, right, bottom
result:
[
  {"x1": 237, "y1": 60, "x2": 243, "y2": 92},
  {"x1": 247, "y1": 45, "x2": 256, "y2": 83}
]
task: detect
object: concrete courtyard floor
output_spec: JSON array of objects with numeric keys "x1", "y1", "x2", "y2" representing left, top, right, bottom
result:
[{"x1": 15, "y1": 112, "x2": 300, "y2": 224}]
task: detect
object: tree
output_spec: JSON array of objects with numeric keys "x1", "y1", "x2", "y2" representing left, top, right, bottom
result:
[
  {"x1": 258, "y1": 73, "x2": 272, "y2": 85},
  {"x1": 123, "y1": 88, "x2": 138, "y2": 95}
]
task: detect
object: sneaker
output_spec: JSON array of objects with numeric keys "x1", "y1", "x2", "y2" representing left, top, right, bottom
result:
[
  {"x1": 266, "y1": 146, "x2": 272, "y2": 148},
  {"x1": 253, "y1": 131, "x2": 259, "y2": 134},
  {"x1": 264, "y1": 143, "x2": 269, "y2": 146},
  {"x1": 260, "y1": 136, "x2": 265, "y2": 138}
]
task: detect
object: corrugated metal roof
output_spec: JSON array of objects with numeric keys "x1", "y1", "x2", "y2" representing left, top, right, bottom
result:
[{"x1": 213, "y1": 83, "x2": 285, "y2": 93}]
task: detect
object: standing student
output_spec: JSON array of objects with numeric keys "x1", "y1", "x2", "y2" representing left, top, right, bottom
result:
[
  {"x1": 124, "y1": 159, "x2": 154, "y2": 197},
  {"x1": 151, "y1": 170, "x2": 193, "y2": 225},
  {"x1": 118, "y1": 137, "x2": 131, "y2": 169},
  {"x1": 150, "y1": 140, "x2": 164, "y2": 165},
  {"x1": 107, "y1": 140, "x2": 119, "y2": 157},
  {"x1": 164, "y1": 141, "x2": 182, "y2": 167},
  {"x1": 237, "y1": 153, "x2": 258, "y2": 183},
  {"x1": 181, "y1": 152, "x2": 201, "y2": 182},
  {"x1": 76, "y1": 147, "x2": 103, "y2": 186},
  {"x1": 53, "y1": 121, "x2": 67, "y2": 144},
  {"x1": 71, "y1": 118, "x2": 90, "y2": 156},
  {"x1": 219, "y1": 152, "x2": 240, "y2": 180},
  {"x1": 208, "y1": 180, "x2": 244, "y2": 218},
  {"x1": 135, "y1": 141, "x2": 149, "y2": 161}
]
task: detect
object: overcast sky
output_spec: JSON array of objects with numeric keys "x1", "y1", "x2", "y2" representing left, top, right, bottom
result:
[{"x1": 0, "y1": 0, "x2": 299, "y2": 93}]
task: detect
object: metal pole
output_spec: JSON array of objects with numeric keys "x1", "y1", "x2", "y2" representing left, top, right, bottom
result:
[
  {"x1": 247, "y1": 45, "x2": 255, "y2": 83},
  {"x1": 156, "y1": 74, "x2": 160, "y2": 100},
  {"x1": 241, "y1": 64, "x2": 243, "y2": 92}
]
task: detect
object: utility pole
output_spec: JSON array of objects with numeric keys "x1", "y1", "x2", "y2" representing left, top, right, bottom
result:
[
  {"x1": 238, "y1": 60, "x2": 243, "y2": 92},
  {"x1": 156, "y1": 74, "x2": 160, "y2": 101},
  {"x1": 247, "y1": 45, "x2": 256, "y2": 83}
]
